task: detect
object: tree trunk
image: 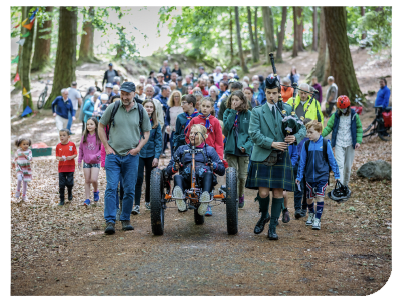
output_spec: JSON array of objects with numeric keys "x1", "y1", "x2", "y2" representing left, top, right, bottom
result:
[
  {"x1": 229, "y1": 8, "x2": 233, "y2": 63},
  {"x1": 235, "y1": 7, "x2": 248, "y2": 73},
  {"x1": 45, "y1": 7, "x2": 77, "y2": 109},
  {"x1": 292, "y1": 7, "x2": 298, "y2": 57},
  {"x1": 31, "y1": 6, "x2": 53, "y2": 72},
  {"x1": 312, "y1": 7, "x2": 318, "y2": 51},
  {"x1": 20, "y1": 6, "x2": 35, "y2": 111},
  {"x1": 315, "y1": 7, "x2": 327, "y2": 82},
  {"x1": 296, "y1": 7, "x2": 304, "y2": 51},
  {"x1": 324, "y1": 7, "x2": 362, "y2": 98},
  {"x1": 262, "y1": 6, "x2": 274, "y2": 63},
  {"x1": 361, "y1": 7, "x2": 366, "y2": 40},
  {"x1": 276, "y1": 6, "x2": 287, "y2": 63},
  {"x1": 78, "y1": 6, "x2": 97, "y2": 63},
  {"x1": 322, "y1": 45, "x2": 331, "y2": 86},
  {"x1": 247, "y1": 7, "x2": 258, "y2": 63},
  {"x1": 254, "y1": 7, "x2": 259, "y2": 61},
  {"x1": 269, "y1": 7, "x2": 276, "y2": 50}
]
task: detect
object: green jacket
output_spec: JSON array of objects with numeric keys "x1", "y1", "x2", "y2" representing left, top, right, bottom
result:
[
  {"x1": 248, "y1": 102, "x2": 306, "y2": 162},
  {"x1": 223, "y1": 109, "x2": 253, "y2": 155},
  {"x1": 218, "y1": 97, "x2": 253, "y2": 137},
  {"x1": 286, "y1": 95, "x2": 325, "y2": 128}
]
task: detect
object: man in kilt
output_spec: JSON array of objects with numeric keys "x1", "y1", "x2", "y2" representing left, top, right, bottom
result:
[{"x1": 246, "y1": 76, "x2": 306, "y2": 240}]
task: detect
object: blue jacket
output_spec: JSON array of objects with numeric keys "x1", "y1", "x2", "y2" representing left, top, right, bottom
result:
[
  {"x1": 375, "y1": 86, "x2": 391, "y2": 108},
  {"x1": 51, "y1": 96, "x2": 74, "y2": 119},
  {"x1": 83, "y1": 99, "x2": 95, "y2": 123},
  {"x1": 256, "y1": 87, "x2": 266, "y2": 105},
  {"x1": 218, "y1": 90, "x2": 231, "y2": 103},
  {"x1": 297, "y1": 136, "x2": 340, "y2": 182},
  {"x1": 288, "y1": 144, "x2": 298, "y2": 167},
  {"x1": 155, "y1": 94, "x2": 168, "y2": 112},
  {"x1": 167, "y1": 144, "x2": 225, "y2": 177},
  {"x1": 140, "y1": 123, "x2": 162, "y2": 159}
]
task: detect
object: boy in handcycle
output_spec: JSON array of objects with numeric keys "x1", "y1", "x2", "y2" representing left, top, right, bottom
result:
[{"x1": 166, "y1": 124, "x2": 225, "y2": 215}]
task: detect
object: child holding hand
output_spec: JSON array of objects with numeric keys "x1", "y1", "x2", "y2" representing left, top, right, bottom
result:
[
  {"x1": 56, "y1": 129, "x2": 78, "y2": 206},
  {"x1": 12, "y1": 137, "x2": 32, "y2": 201}
]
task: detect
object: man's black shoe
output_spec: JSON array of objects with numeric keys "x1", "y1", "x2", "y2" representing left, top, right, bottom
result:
[
  {"x1": 58, "y1": 200, "x2": 65, "y2": 206},
  {"x1": 294, "y1": 208, "x2": 302, "y2": 219},
  {"x1": 300, "y1": 209, "x2": 307, "y2": 217},
  {"x1": 68, "y1": 190, "x2": 73, "y2": 201},
  {"x1": 282, "y1": 209, "x2": 290, "y2": 223},
  {"x1": 268, "y1": 227, "x2": 278, "y2": 240},
  {"x1": 104, "y1": 222, "x2": 115, "y2": 234},
  {"x1": 121, "y1": 220, "x2": 134, "y2": 231},
  {"x1": 254, "y1": 216, "x2": 270, "y2": 234}
]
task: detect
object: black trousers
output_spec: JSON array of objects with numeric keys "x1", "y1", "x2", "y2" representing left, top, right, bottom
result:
[
  {"x1": 134, "y1": 156, "x2": 155, "y2": 206},
  {"x1": 174, "y1": 171, "x2": 214, "y2": 194},
  {"x1": 59, "y1": 172, "x2": 74, "y2": 200}
]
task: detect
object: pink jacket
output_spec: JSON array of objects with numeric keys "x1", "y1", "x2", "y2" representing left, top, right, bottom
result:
[{"x1": 78, "y1": 134, "x2": 101, "y2": 164}]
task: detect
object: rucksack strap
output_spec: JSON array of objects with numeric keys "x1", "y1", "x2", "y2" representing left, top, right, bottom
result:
[{"x1": 315, "y1": 99, "x2": 322, "y2": 122}]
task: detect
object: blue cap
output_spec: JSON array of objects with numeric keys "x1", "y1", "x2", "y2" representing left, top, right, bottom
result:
[
  {"x1": 120, "y1": 82, "x2": 136, "y2": 93},
  {"x1": 108, "y1": 63, "x2": 113, "y2": 66}
]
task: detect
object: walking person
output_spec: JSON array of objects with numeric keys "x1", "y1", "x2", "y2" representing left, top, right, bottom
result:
[
  {"x1": 324, "y1": 76, "x2": 338, "y2": 117},
  {"x1": 144, "y1": 84, "x2": 164, "y2": 131},
  {"x1": 102, "y1": 63, "x2": 119, "y2": 88},
  {"x1": 374, "y1": 78, "x2": 391, "y2": 136},
  {"x1": 133, "y1": 99, "x2": 162, "y2": 214},
  {"x1": 80, "y1": 87, "x2": 96, "y2": 133},
  {"x1": 311, "y1": 76, "x2": 323, "y2": 103},
  {"x1": 12, "y1": 137, "x2": 32, "y2": 201},
  {"x1": 67, "y1": 81, "x2": 82, "y2": 135},
  {"x1": 78, "y1": 117, "x2": 102, "y2": 206},
  {"x1": 223, "y1": 91, "x2": 253, "y2": 209},
  {"x1": 173, "y1": 94, "x2": 198, "y2": 150},
  {"x1": 52, "y1": 89, "x2": 75, "y2": 131},
  {"x1": 98, "y1": 82, "x2": 151, "y2": 234},
  {"x1": 165, "y1": 90, "x2": 184, "y2": 157}
]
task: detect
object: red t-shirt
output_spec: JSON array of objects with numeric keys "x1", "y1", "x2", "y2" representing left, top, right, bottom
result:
[{"x1": 56, "y1": 141, "x2": 77, "y2": 173}]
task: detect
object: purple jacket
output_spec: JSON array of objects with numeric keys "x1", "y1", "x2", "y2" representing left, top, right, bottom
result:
[
  {"x1": 78, "y1": 133, "x2": 102, "y2": 164},
  {"x1": 312, "y1": 83, "x2": 323, "y2": 103}
]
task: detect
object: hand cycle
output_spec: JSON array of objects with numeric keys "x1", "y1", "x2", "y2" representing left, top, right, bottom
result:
[
  {"x1": 362, "y1": 104, "x2": 392, "y2": 141},
  {"x1": 37, "y1": 80, "x2": 50, "y2": 109}
]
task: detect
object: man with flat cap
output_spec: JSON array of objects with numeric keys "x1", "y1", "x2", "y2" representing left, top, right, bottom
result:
[
  {"x1": 246, "y1": 75, "x2": 306, "y2": 240},
  {"x1": 99, "y1": 82, "x2": 151, "y2": 235}
]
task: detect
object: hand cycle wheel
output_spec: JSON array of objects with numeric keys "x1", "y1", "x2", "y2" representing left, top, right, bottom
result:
[
  {"x1": 150, "y1": 168, "x2": 165, "y2": 235},
  {"x1": 37, "y1": 92, "x2": 46, "y2": 109},
  {"x1": 225, "y1": 167, "x2": 238, "y2": 235},
  {"x1": 363, "y1": 123, "x2": 373, "y2": 133}
]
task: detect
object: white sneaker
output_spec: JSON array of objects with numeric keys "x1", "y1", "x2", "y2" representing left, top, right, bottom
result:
[
  {"x1": 198, "y1": 191, "x2": 210, "y2": 216},
  {"x1": 305, "y1": 213, "x2": 314, "y2": 226},
  {"x1": 312, "y1": 218, "x2": 321, "y2": 230},
  {"x1": 173, "y1": 186, "x2": 186, "y2": 212},
  {"x1": 22, "y1": 195, "x2": 28, "y2": 202},
  {"x1": 15, "y1": 191, "x2": 20, "y2": 199}
]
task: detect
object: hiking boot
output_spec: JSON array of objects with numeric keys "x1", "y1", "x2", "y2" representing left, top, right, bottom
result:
[
  {"x1": 173, "y1": 186, "x2": 186, "y2": 212},
  {"x1": 116, "y1": 208, "x2": 121, "y2": 222},
  {"x1": 93, "y1": 190, "x2": 100, "y2": 202},
  {"x1": 104, "y1": 222, "x2": 115, "y2": 234},
  {"x1": 58, "y1": 200, "x2": 65, "y2": 206},
  {"x1": 282, "y1": 209, "x2": 290, "y2": 223},
  {"x1": 145, "y1": 202, "x2": 151, "y2": 210},
  {"x1": 312, "y1": 218, "x2": 321, "y2": 230},
  {"x1": 121, "y1": 220, "x2": 134, "y2": 231},
  {"x1": 254, "y1": 216, "x2": 270, "y2": 234},
  {"x1": 294, "y1": 208, "x2": 302, "y2": 219},
  {"x1": 83, "y1": 199, "x2": 90, "y2": 206},
  {"x1": 306, "y1": 213, "x2": 314, "y2": 226},
  {"x1": 131, "y1": 205, "x2": 140, "y2": 215},
  {"x1": 238, "y1": 195, "x2": 245, "y2": 209},
  {"x1": 268, "y1": 219, "x2": 279, "y2": 240},
  {"x1": 300, "y1": 209, "x2": 307, "y2": 218},
  {"x1": 198, "y1": 191, "x2": 210, "y2": 216},
  {"x1": 205, "y1": 205, "x2": 212, "y2": 216}
]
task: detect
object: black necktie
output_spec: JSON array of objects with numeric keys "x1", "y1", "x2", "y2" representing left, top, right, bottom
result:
[{"x1": 271, "y1": 105, "x2": 276, "y2": 119}]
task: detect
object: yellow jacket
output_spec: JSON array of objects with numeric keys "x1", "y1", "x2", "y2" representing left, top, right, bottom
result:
[{"x1": 286, "y1": 95, "x2": 324, "y2": 128}]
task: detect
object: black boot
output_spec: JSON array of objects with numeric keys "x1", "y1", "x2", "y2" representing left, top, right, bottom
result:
[
  {"x1": 268, "y1": 218, "x2": 279, "y2": 240},
  {"x1": 268, "y1": 198, "x2": 283, "y2": 240},
  {"x1": 254, "y1": 193, "x2": 270, "y2": 234},
  {"x1": 294, "y1": 208, "x2": 302, "y2": 219},
  {"x1": 121, "y1": 220, "x2": 134, "y2": 231},
  {"x1": 105, "y1": 222, "x2": 115, "y2": 234},
  {"x1": 59, "y1": 186, "x2": 65, "y2": 206},
  {"x1": 67, "y1": 187, "x2": 73, "y2": 201}
]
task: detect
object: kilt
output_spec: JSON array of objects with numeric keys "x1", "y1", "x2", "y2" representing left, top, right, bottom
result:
[{"x1": 245, "y1": 150, "x2": 295, "y2": 191}]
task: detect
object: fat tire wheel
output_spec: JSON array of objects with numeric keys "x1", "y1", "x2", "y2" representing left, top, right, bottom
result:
[
  {"x1": 363, "y1": 131, "x2": 375, "y2": 138},
  {"x1": 379, "y1": 133, "x2": 390, "y2": 141},
  {"x1": 37, "y1": 93, "x2": 45, "y2": 109},
  {"x1": 150, "y1": 168, "x2": 164, "y2": 235},
  {"x1": 225, "y1": 167, "x2": 238, "y2": 235},
  {"x1": 194, "y1": 208, "x2": 205, "y2": 225},
  {"x1": 363, "y1": 123, "x2": 373, "y2": 133}
]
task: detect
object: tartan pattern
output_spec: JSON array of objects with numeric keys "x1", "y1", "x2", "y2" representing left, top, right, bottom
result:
[{"x1": 245, "y1": 150, "x2": 295, "y2": 191}]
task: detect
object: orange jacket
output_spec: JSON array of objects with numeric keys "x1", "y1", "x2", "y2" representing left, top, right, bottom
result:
[{"x1": 281, "y1": 87, "x2": 294, "y2": 103}]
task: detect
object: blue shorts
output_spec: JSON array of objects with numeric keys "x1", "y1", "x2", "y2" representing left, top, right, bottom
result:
[
  {"x1": 306, "y1": 180, "x2": 328, "y2": 199},
  {"x1": 83, "y1": 162, "x2": 100, "y2": 169}
]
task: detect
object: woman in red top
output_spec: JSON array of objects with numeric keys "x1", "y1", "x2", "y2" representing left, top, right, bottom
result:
[{"x1": 185, "y1": 97, "x2": 224, "y2": 160}]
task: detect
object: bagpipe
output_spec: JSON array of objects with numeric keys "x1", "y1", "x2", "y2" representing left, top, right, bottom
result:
[{"x1": 268, "y1": 53, "x2": 304, "y2": 138}]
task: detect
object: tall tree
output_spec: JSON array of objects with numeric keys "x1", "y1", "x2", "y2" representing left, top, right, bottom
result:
[
  {"x1": 235, "y1": 7, "x2": 248, "y2": 73},
  {"x1": 269, "y1": 7, "x2": 276, "y2": 50},
  {"x1": 262, "y1": 6, "x2": 275, "y2": 63},
  {"x1": 276, "y1": 6, "x2": 287, "y2": 63},
  {"x1": 45, "y1": 7, "x2": 78, "y2": 108},
  {"x1": 292, "y1": 7, "x2": 298, "y2": 57},
  {"x1": 316, "y1": 7, "x2": 327, "y2": 82},
  {"x1": 78, "y1": 6, "x2": 96, "y2": 63},
  {"x1": 254, "y1": 7, "x2": 259, "y2": 61},
  {"x1": 361, "y1": 7, "x2": 366, "y2": 40},
  {"x1": 247, "y1": 7, "x2": 258, "y2": 63},
  {"x1": 31, "y1": 6, "x2": 53, "y2": 72},
  {"x1": 296, "y1": 7, "x2": 304, "y2": 51},
  {"x1": 229, "y1": 8, "x2": 234, "y2": 63},
  {"x1": 312, "y1": 7, "x2": 318, "y2": 51},
  {"x1": 324, "y1": 7, "x2": 362, "y2": 98},
  {"x1": 20, "y1": 6, "x2": 35, "y2": 110}
]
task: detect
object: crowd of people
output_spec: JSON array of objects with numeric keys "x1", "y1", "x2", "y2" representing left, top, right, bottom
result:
[{"x1": 13, "y1": 59, "x2": 391, "y2": 239}]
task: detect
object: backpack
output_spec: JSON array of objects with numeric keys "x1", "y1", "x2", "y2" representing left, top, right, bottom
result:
[{"x1": 106, "y1": 99, "x2": 144, "y2": 139}]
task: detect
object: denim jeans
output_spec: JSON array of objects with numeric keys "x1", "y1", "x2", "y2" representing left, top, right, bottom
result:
[
  {"x1": 104, "y1": 153, "x2": 139, "y2": 223},
  {"x1": 66, "y1": 111, "x2": 73, "y2": 132},
  {"x1": 293, "y1": 166, "x2": 306, "y2": 210}
]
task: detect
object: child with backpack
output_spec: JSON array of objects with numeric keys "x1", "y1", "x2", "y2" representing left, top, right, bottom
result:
[
  {"x1": 56, "y1": 129, "x2": 78, "y2": 206},
  {"x1": 223, "y1": 90, "x2": 253, "y2": 209},
  {"x1": 321, "y1": 95, "x2": 363, "y2": 200},
  {"x1": 78, "y1": 117, "x2": 102, "y2": 206},
  {"x1": 185, "y1": 96, "x2": 224, "y2": 216},
  {"x1": 296, "y1": 120, "x2": 340, "y2": 230},
  {"x1": 12, "y1": 137, "x2": 32, "y2": 201}
]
